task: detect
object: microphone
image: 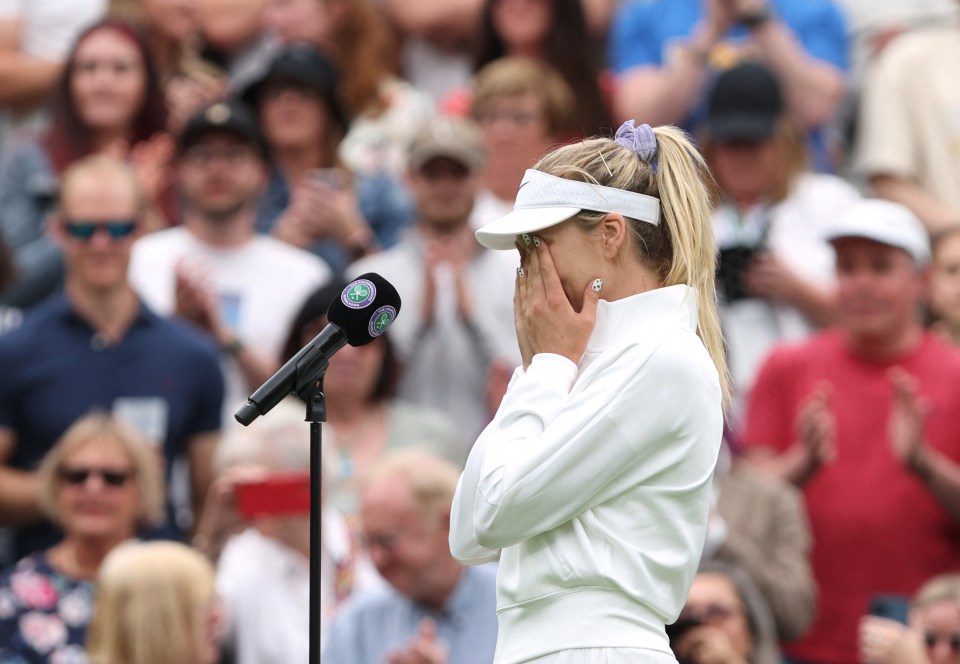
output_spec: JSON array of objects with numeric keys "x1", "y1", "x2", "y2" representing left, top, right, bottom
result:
[{"x1": 234, "y1": 273, "x2": 401, "y2": 426}]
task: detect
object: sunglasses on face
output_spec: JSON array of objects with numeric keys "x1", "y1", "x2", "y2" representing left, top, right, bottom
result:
[
  {"x1": 924, "y1": 631, "x2": 960, "y2": 651},
  {"x1": 59, "y1": 467, "x2": 134, "y2": 487},
  {"x1": 62, "y1": 219, "x2": 138, "y2": 241}
]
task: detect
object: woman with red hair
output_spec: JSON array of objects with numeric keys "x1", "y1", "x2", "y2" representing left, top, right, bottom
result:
[{"x1": 0, "y1": 18, "x2": 170, "y2": 309}]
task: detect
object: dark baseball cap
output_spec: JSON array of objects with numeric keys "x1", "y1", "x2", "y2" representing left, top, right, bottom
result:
[
  {"x1": 177, "y1": 100, "x2": 268, "y2": 159},
  {"x1": 242, "y1": 44, "x2": 348, "y2": 130},
  {"x1": 706, "y1": 62, "x2": 784, "y2": 141}
]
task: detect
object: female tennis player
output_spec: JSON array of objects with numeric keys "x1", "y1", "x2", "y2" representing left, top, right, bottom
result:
[{"x1": 449, "y1": 120, "x2": 728, "y2": 663}]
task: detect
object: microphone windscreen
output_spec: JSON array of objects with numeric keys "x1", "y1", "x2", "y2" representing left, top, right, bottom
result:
[{"x1": 326, "y1": 273, "x2": 402, "y2": 346}]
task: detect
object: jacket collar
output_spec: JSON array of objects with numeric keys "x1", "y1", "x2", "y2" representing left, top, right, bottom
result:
[{"x1": 586, "y1": 284, "x2": 698, "y2": 351}]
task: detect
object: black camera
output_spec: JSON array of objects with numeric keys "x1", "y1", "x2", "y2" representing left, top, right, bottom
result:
[
  {"x1": 667, "y1": 614, "x2": 707, "y2": 664},
  {"x1": 666, "y1": 614, "x2": 705, "y2": 643},
  {"x1": 716, "y1": 245, "x2": 762, "y2": 302}
]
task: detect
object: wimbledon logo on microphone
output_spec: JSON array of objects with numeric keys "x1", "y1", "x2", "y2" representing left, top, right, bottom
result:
[
  {"x1": 342, "y1": 279, "x2": 376, "y2": 309},
  {"x1": 369, "y1": 306, "x2": 396, "y2": 337}
]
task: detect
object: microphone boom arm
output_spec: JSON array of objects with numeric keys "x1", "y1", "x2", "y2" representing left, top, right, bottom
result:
[{"x1": 234, "y1": 324, "x2": 347, "y2": 426}]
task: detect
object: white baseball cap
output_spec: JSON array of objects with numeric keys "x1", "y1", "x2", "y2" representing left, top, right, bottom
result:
[
  {"x1": 475, "y1": 169, "x2": 661, "y2": 250},
  {"x1": 825, "y1": 199, "x2": 930, "y2": 264}
]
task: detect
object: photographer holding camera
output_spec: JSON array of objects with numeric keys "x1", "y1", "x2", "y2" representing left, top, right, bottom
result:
[
  {"x1": 669, "y1": 563, "x2": 781, "y2": 664},
  {"x1": 702, "y1": 63, "x2": 861, "y2": 421}
]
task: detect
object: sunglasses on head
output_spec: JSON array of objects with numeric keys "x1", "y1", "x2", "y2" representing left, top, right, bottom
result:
[
  {"x1": 924, "y1": 631, "x2": 960, "y2": 651},
  {"x1": 59, "y1": 467, "x2": 133, "y2": 487},
  {"x1": 63, "y1": 219, "x2": 138, "y2": 241}
]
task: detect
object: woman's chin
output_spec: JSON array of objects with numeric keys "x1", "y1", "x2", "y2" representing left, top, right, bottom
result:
[{"x1": 67, "y1": 518, "x2": 128, "y2": 541}]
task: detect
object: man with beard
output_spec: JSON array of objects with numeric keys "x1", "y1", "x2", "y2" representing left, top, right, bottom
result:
[{"x1": 129, "y1": 101, "x2": 331, "y2": 424}]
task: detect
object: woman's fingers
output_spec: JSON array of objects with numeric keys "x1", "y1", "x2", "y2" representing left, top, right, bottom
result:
[
  {"x1": 523, "y1": 234, "x2": 545, "y2": 300},
  {"x1": 533, "y1": 234, "x2": 566, "y2": 305},
  {"x1": 515, "y1": 255, "x2": 528, "y2": 309},
  {"x1": 511, "y1": 233, "x2": 599, "y2": 364},
  {"x1": 513, "y1": 267, "x2": 522, "y2": 326}
]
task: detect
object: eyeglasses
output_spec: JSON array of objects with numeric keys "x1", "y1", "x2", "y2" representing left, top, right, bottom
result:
[
  {"x1": 924, "y1": 631, "x2": 960, "y2": 651},
  {"x1": 63, "y1": 220, "x2": 138, "y2": 241},
  {"x1": 59, "y1": 467, "x2": 134, "y2": 487}
]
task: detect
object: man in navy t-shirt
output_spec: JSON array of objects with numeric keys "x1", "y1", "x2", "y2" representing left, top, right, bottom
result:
[{"x1": 0, "y1": 155, "x2": 224, "y2": 563}]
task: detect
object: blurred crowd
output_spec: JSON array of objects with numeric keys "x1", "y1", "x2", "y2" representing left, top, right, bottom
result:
[{"x1": 0, "y1": 0, "x2": 958, "y2": 663}]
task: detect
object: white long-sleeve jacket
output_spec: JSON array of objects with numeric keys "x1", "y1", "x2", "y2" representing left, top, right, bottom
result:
[{"x1": 449, "y1": 285, "x2": 723, "y2": 663}]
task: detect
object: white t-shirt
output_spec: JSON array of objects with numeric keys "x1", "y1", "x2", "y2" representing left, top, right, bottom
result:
[
  {"x1": 129, "y1": 228, "x2": 331, "y2": 422},
  {"x1": 217, "y1": 522, "x2": 381, "y2": 663},
  {"x1": 217, "y1": 528, "x2": 309, "y2": 664}
]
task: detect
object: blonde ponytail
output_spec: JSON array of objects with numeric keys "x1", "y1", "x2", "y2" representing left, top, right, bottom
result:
[
  {"x1": 534, "y1": 125, "x2": 731, "y2": 409},
  {"x1": 651, "y1": 126, "x2": 731, "y2": 409}
]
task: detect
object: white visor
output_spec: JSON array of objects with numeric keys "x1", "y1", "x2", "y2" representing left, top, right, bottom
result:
[{"x1": 475, "y1": 169, "x2": 661, "y2": 250}]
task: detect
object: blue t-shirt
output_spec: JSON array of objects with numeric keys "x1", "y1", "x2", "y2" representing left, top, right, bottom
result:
[
  {"x1": 0, "y1": 292, "x2": 224, "y2": 559},
  {"x1": 609, "y1": 0, "x2": 849, "y2": 170}
]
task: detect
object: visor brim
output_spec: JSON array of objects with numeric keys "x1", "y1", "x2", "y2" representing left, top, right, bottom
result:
[{"x1": 475, "y1": 206, "x2": 581, "y2": 250}]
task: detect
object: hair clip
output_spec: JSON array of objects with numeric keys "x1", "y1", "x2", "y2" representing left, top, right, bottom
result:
[{"x1": 597, "y1": 149, "x2": 614, "y2": 178}]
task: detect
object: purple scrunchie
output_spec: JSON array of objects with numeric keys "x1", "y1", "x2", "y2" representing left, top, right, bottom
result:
[{"x1": 614, "y1": 120, "x2": 658, "y2": 162}]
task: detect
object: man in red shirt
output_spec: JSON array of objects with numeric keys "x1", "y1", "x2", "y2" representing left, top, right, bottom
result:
[{"x1": 743, "y1": 199, "x2": 960, "y2": 663}]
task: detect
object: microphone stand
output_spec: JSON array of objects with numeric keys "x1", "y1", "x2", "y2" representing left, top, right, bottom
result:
[
  {"x1": 292, "y1": 355, "x2": 334, "y2": 664},
  {"x1": 303, "y1": 383, "x2": 325, "y2": 664}
]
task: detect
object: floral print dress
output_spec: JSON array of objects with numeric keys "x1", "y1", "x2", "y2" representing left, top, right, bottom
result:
[{"x1": 0, "y1": 552, "x2": 92, "y2": 664}]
